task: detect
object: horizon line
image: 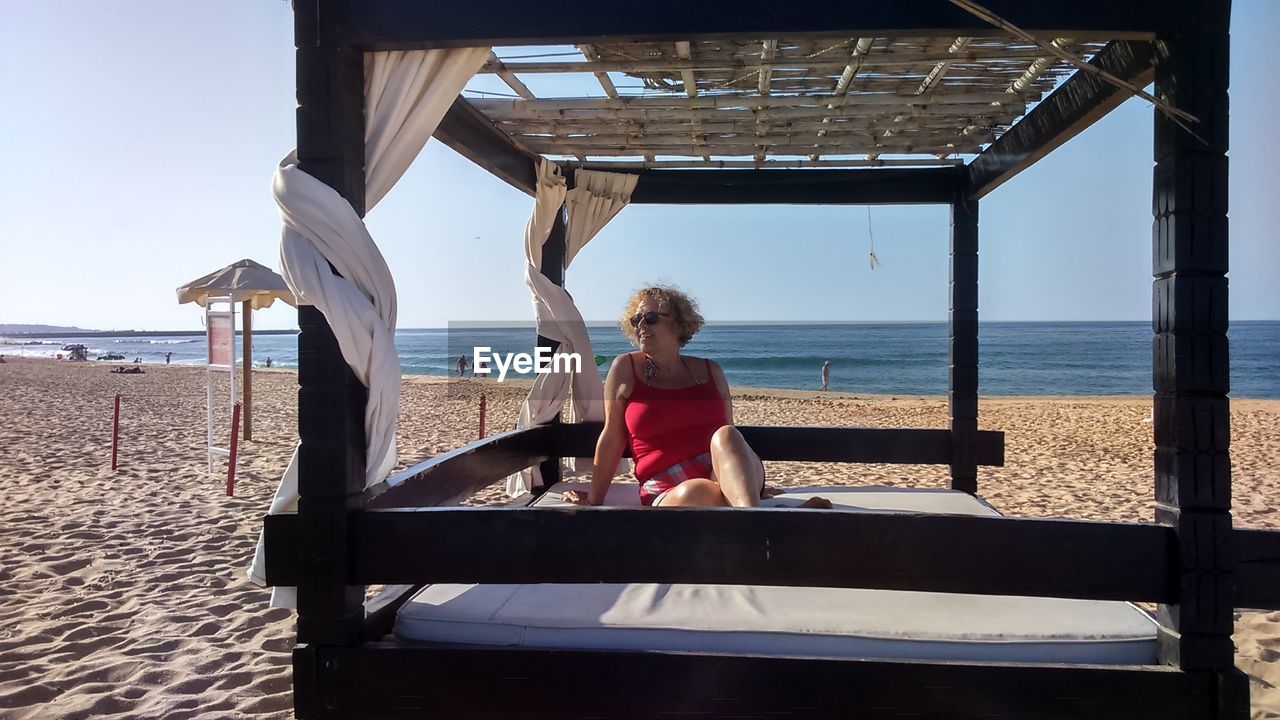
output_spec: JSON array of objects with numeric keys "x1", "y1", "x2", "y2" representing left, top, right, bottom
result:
[{"x1": 7, "y1": 318, "x2": 1280, "y2": 336}]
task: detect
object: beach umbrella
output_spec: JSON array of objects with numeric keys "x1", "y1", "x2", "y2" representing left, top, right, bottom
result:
[
  {"x1": 176, "y1": 259, "x2": 296, "y2": 441},
  {"x1": 176, "y1": 258, "x2": 295, "y2": 309}
]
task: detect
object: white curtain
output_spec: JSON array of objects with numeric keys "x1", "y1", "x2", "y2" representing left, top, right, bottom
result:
[
  {"x1": 564, "y1": 169, "x2": 639, "y2": 268},
  {"x1": 505, "y1": 163, "x2": 637, "y2": 496},
  {"x1": 249, "y1": 47, "x2": 490, "y2": 605}
]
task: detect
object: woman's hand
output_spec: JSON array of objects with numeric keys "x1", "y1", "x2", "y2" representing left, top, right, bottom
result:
[{"x1": 561, "y1": 490, "x2": 593, "y2": 505}]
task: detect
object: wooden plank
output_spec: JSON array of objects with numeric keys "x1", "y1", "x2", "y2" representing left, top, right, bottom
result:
[
  {"x1": 301, "y1": 644, "x2": 1218, "y2": 720},
  {"x1": 1236, "y1": 528, "x2": 1280, "y2": 610},
  {"x1": 432, "y1": 99, "x2": 540, "y2": 196},
  {"x1": 552, "y1": 422, "x2": 1004, "y2": 466},
  {"x1": 352, "y1": 424, "x2": 1006, "y2": 516},
  {"x1": 361, "y1": 427, "x2": 553, "y2": 510},
  {"x1": 266, "y1": 509, "x2": 1176, "y2": 602},
  {"x1": 316, "y1": 1, "x2": 1163, "y2": 50},
  {"x1": 966, "y1": 40, "x2": 1158, "y2": 200},
  {"x1": 626, "y1": 167, "x2": 962, "y2": 205}
]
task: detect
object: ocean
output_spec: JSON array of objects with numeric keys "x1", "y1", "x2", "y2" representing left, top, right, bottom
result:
[{"x1": 5, "y1": 321, "x2": 1278, "y2": 398}]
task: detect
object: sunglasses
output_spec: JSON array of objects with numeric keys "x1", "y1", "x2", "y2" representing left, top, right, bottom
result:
[{"x1": 629, "y1": 311, "x2": 671, "y2": 327}]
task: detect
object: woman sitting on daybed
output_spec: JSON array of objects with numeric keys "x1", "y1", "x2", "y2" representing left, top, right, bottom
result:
[{"x1": 563, "y1": 286, "x2": 830, "y2": 509}]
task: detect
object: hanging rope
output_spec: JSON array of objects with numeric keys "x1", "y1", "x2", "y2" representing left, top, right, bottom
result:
[{"x1": 866, "y1": 206, "x2": 880, "y2": 270}]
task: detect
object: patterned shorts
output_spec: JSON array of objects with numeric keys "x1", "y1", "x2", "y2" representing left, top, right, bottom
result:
[{"x1": 639, "y1": 452, "x2": 713, "y2": 507}]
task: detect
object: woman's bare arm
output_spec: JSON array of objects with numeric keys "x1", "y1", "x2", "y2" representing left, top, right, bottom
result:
[
  {"x1": 579, "y1": 355, "x2": 632, "y2": 505},
  {"x1": 708, "y1": 359, "x2": 734, "y2": 425}
]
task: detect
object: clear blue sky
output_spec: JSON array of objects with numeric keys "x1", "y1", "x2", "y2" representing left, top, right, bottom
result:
[{"x1": 1, "y1": 2, "x2": 1276, "y2": 331}]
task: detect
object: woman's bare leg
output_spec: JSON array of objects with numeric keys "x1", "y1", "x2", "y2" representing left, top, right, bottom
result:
[
  {"x1": 656, "y1": 478, "x2": 729, "y2": 507},
  {"x1": 708, "y1": 426, "x2": 764, "y2": 507},
  {"x1": 710, "y1": 425, "x2": 832, "y2": 509}
]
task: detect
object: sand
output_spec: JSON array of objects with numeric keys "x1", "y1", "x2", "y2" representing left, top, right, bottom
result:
[{"x1": 0, "y1": 356, "x2": 1277, "y2": 718}]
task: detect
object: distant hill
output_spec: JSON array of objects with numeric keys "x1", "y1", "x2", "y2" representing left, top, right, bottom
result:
[{"x1": 0, "y1": 324, "x2": 93, "y2": 334}]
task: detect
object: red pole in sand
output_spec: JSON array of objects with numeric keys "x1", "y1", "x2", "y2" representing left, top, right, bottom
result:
[
  {"x1": 227, "y1": 402, "x2": 241, "y2": 496},
  {"x1": 111, "y1": 394, "x2": 121, "y2": 470},
  {"x1": 479, "y1": 394, "x2": 486, "y2": 440}
]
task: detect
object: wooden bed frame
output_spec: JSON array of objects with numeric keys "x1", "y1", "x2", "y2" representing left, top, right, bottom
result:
[{"x1": 264, "y1": 1, "x2": 1280, "y2": 717}]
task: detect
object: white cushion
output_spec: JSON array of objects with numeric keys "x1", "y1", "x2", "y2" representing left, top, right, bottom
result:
[{"x1": 395, "y1": 486, "x2": 1157, "y2": 664}]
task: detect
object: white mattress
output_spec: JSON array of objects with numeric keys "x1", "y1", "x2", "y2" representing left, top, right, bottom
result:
[{"x1": 395, "y1": 486, "x2": 1158, "y2": 664}]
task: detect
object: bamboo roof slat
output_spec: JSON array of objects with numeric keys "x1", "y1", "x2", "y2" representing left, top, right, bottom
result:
[
  {"x1": 495, "y1": 116, "x2": 1017, "y2": 136},
  {"x1": 674, "y1": 41, "x2": 711, "y2": 161},
  {"x1": 578, "y1": 46, "x2": 618, "y2": 99},
  {"x1": 467, "y1": 92, "x2": 1030, "y2": 111},
  {"x1": 562, "y1": 158, "x2": 965, "y2": 169},
  {"x1": 473, "y1": 34, "x2": 1112, "y2": 168},
  {"x1": 487, "y1": 51, "x2": 536, "y2": 100},
  {"x1": 523, "y1": 142, "x2": 986, "y2": 157},
  {"x1": 479, "y1": 104, "x2": 1025, "y2": 123}
]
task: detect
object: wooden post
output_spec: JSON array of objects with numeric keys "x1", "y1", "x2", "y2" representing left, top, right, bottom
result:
[
  {"x1": 242, "y1": 300, "x2": 253, "y2": 442},
  {"x1": 293, "y1": 13, "x2": 367, "y2": 652},
  {"x1": 534, "y1": 204, "x2": 567, "y2": 492},
  {"x1": 949, "y1": 197, "x2": 979, "y2": 494},
  {"x1": 111, "y1": 394, "x2": 121, "y2": 471},
  {"x1": 1152, "y1": 0, "x2": 1237, "y2": 682},
  {"x1": 227, "y1": 402, "x2": 241, "y2": 496}
]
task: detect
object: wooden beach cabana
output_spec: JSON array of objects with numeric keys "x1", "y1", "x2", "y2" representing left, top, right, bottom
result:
[{"x1": 261, "y1": 1, "x2": 1280, "y2": 717}]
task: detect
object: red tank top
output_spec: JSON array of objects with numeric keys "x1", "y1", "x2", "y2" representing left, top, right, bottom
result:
[{"x1": 624, "y1": 354, "x2": 729, "y2": 480}]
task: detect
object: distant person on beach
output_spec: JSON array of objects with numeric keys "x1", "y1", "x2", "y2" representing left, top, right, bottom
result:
[
  {"x1": 265, "y1": 357, "x2": 273, "y2": 368},
  {"x1": 113, "y1": 366, "x2": 144, "y2": 374},
  {"x1": 820, "y1": 360, "x2": 830, "y2": 391},
  {"x1": 457, "y1": 354, "x2": 468, "y2": 377},
  {"x1": 133, "y1": 357, "x2": 142, "y2": 364},
  {"x1": 562, "y1": 285, "x2": 830, "y2": 510},
  {"x1": 165, "y1": 352, "x2": 172, "y2": 365}
]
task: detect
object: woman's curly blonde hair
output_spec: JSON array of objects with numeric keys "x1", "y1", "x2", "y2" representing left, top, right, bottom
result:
[{"x1": 619, "y1": 286, "x2": 705, "y2": 347}]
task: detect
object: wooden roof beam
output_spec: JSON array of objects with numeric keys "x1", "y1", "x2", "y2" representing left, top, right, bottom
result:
[
  {"x1": 432, "y1": 98, "x2": 541, "y2": 195},
  {"x1": 315, "y1": 0, "x2": 1164, "y2": 50},
  {"x1": 625, "y1": 167, "x2": 964, "y2": 205},
  {"x1": 965, "y1": 40, "x2": 1157, "y2": 200}
]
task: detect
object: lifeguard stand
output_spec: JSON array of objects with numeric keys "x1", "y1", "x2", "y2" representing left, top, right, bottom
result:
[{"x1": 204, "y1": 296, "x2": 237, "y2": 474}]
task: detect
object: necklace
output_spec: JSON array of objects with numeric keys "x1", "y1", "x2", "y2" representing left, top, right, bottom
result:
[{"x1": 642, "y1": 354, "x2": 690, "y2": 382}]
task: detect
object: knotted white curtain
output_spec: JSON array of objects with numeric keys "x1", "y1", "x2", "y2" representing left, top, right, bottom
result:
[
  {"x1": 249, "y1": 48, "x2": 490, "y2": 606},
  {"x1": 505, "y1": 163, "x2": 637, "y2": 496}
]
